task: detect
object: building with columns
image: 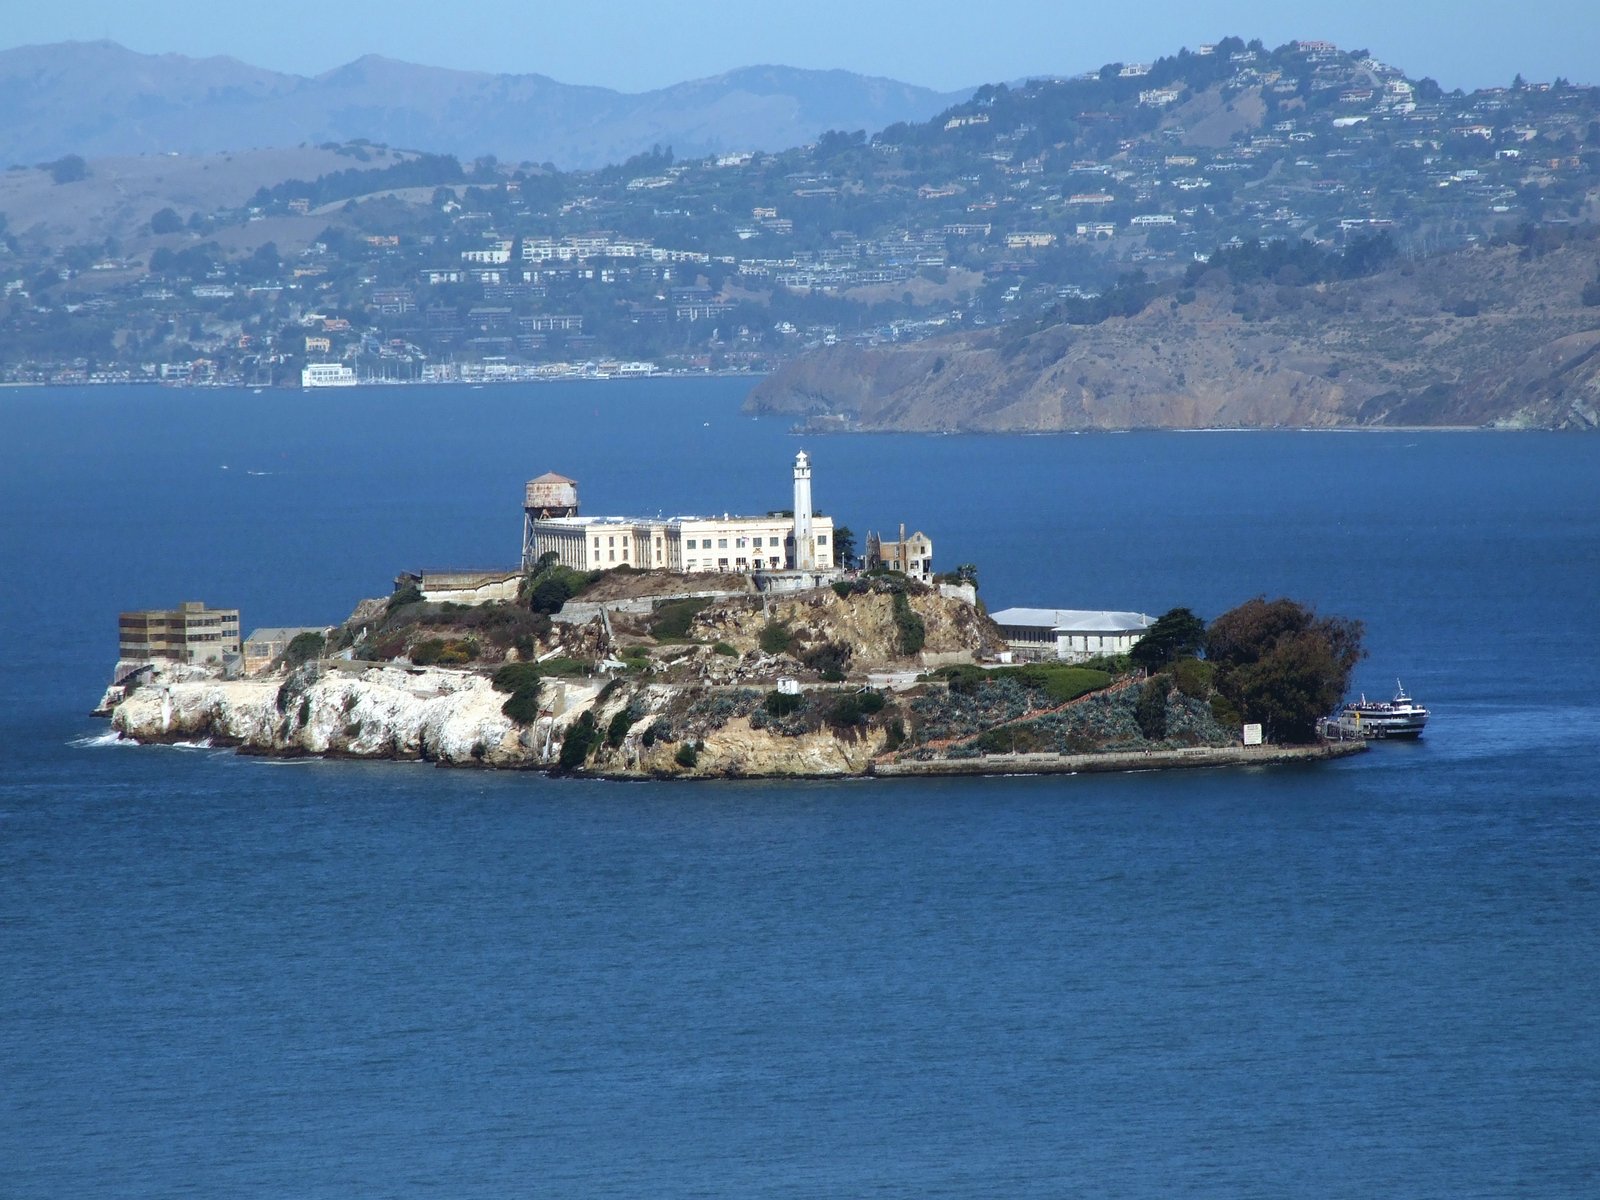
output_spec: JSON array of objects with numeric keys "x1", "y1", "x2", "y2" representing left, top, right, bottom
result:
[{"x1": 522, "y1": 453, "x2": 835, "y2": 576}]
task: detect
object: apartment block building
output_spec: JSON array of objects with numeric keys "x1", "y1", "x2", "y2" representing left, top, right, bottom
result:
[{"x1": 118, "y1": 601, "x2": 241, "y2": 666}]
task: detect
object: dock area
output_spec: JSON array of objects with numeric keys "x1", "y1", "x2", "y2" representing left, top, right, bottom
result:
[{"x1": 873, "y1": 739, "x2": 1367, "y2": 777}]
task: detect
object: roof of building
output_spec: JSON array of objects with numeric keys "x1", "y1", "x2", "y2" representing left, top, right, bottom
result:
[
  {"x1": 869, "y1": 530, "x2": 931, "y2": 543},
  {"x1": 414, "y1": 568, "x2": 522, "y2": 580},
  {"x1": 533, "y1": 513, "x2": 826, "y2": 529},
  {"x1": 529, "y1": 471, "x2": 576, "y2": 485},
  {"x1": 988, "y1": 608, "x2": 1152, "y2": 633}
]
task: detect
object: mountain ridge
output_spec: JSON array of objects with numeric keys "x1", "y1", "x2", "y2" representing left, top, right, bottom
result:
[{"x1": 0, "y1": 40, "x2": 971, "y2": 169}]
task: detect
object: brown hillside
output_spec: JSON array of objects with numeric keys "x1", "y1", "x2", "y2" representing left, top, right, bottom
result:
[{"x1": 746, "y1": 241, "x2": 1600, "y2": 432}]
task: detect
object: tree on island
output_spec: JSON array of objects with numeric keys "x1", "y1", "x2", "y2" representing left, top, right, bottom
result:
[
  {"x1": 1205, "y1": 597, "x2": 1365, "y2": 743},
  {"x1": 1131, "y1": 606, "x2": 1207, "y2": 672},
  {"x1": 833, "y1": 526, "x2": 856, "y2": 569}
]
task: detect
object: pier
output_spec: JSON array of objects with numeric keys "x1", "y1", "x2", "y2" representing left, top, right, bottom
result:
[{"x1": 873, "y1": 740, "x2": 1367, "y2": 777}]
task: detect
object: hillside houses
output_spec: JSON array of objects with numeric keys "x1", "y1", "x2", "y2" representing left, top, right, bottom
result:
[{"x1": 8, "y1": 35, "x2": 1600, "y2": 386}]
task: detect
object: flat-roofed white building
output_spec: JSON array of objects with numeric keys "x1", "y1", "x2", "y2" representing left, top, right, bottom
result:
[
  {"x1": 522, "y1": 453, "x2": 834, "y2": 575},
  {"x1": 988, "y1": 607, "x2": 1152, "y2": 663}
]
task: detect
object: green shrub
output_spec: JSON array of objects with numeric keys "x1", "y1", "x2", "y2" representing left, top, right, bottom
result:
[
  {"x1": 1210, "y1": 695, "x2": 1240, "y2": 729},
  {"x1": 1075, "y1": 654, "x2": 1132, "y2": 675},
  {"x1": 387, "y1": 583, "x2": 423, "y2": 612},
  {"x1": 558, "y1": 711, "x2": 598, "y2": 770},
  {"x1": 674, "y1": 742, "x2": 699, "y2": 768},
  {"x1": 974, "y1": 723, "x2": 1049, "y2": 754},
  {"x1": 831, "y1": 581, "x2": 854, "y2": 598},
  {"x1": 642, "y1": 720, "x2": 671, "y2": 747},
  {"x1": 935, "y1": 663, "x2": 987, "y2": 694},
  {"x1": 1020, "y1": 665, "x2": 1109, "y2": 703},
  {"x1": 764, "y1": 689, "x2": 804, "y2": 717},
  {"x1": 283, "y1": 631, "x2": 325, "y2": 668},
  {"x1": 712, "y1": 641, "x2": 737, "y2": 656},
  {"x1": 605, "y1": 705, "x2": 638, "y2": 748},
  {"x1": 1136, "y1": 678, "x2": 1169, "y2": 740},
  {"x1": 884, "y1": 718, "x2": 907, "y2": 752},
  {"x1": 759, "y1": 621, "x2": 794, "y2": 655},
  {"x1": 523, "y1": 564, "x2": 602, "y2": 615},
  {"x1": 827, "y1": 690, "x2": 886, "y2": 726},
  {"x1": 650, "y1": 597, "x2": 711, "y2": 639},
  {"x1": 501, "y1": 688, "x2": 542, "y2": 724},
  {"x1": 492, "y1": 662, "x2": 543, "y2": 693},
  {"x1": 1170, "y1": 657, "x2": 1214, "y2": 699},
  {"x1": 892, "y1": 592, "x2": 926, "y2": 657},
  {"x1": 536, "y1": 656, "x2": 589, "y2": 677},
  {"x1": 410, "y1": 637, "x2": 477, "y2": 666},
  {"x1": 800, "y1": 640, "x2": 851, "y2": 677}
]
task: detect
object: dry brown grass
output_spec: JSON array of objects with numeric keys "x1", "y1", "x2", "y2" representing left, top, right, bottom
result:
[{"x1": 0, "y1": 146, "x2": 395, "y2": 248}]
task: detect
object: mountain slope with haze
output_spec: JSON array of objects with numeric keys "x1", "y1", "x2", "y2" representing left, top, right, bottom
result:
[{"x1": 0, "y1": 41, "x2": 970, "y2": 169}]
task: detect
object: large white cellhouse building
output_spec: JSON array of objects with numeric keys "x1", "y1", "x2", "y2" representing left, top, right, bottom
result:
[{"x1": 522, "y1": 452, "x2": 835, "y2": 575}]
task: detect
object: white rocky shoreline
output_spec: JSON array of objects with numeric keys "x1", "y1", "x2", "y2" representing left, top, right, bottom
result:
[
  {"x1": 102, "y1": 657, "x2": 1363, "y2": 780},
  {"x1": 105, "y1": 659, "x2": 889, "y2": 778}
]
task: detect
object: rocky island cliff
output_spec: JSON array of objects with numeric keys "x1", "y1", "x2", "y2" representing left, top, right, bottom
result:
[{"x1": 103, "y1": 569, "x2": 1360, "y2": 777}]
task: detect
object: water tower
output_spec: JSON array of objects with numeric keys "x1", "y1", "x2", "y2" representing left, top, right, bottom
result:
[
  {"x1": 525, "y1": 471, "x2": 579, "y2": 518},
  {"x1": 522, "y1": 472, "x2": 579, "y2": 569}
]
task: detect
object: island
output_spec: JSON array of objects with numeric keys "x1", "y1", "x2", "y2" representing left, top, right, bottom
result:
[
  {"x1": 98, "y1": 454, "x2": 1366, "y2": 777},
  {"x1": 100, "y1": 584, "x2": 1370, "y2": 782}
]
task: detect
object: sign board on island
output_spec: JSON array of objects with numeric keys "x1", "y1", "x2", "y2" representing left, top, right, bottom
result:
[{"x1": 1242, "y1": 723, "x2": 1264, "y2": 746}]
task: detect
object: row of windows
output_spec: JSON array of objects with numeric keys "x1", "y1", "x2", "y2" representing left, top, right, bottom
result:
[
  {"x1": 683, "y1": 557, "x2": 786, "y2": 572},
  {"x1": 684, "y1": 535, "x2": 784, "y2": 550}
]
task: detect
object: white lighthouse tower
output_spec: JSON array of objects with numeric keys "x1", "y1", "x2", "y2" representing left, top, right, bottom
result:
[{"x1": 792, "y1": 450, "x2": 815, "y2": 570}]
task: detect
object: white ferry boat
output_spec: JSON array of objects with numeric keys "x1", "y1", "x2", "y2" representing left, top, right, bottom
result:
[
  {"x1": 1332, "y1": 681, "x2": 1429, "y2": 739},
  {"x1": 301, "y1": 362, "x2": 358, "y2": 388}
]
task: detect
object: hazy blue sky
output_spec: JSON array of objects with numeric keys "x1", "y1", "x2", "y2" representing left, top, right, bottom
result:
[{"x1": 9, "y1": 1, "x2": 1598, "y2": 94}]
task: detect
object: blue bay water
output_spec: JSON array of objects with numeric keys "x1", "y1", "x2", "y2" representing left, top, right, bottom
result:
[{"x1": 1, "y1": 381, "x2": 1597, "y2": 1196}]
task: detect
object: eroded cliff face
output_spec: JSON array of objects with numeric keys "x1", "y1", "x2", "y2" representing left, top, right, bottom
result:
[
  {"x1": 689, "y1": 586, "x2": 1001, "y2": 662},
  {"x1": 745, "y1": 243, "x2": 1600, "y2": 433},
  {"x1": 108, "y1": 662, "x2": 892, "y2": 777},
  {"x1": 111, "y1": 663, "x2": 536, "y2": 765},
  {"x1": 105, "y1": 583, "x2": 1004, "y2": 778}
]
